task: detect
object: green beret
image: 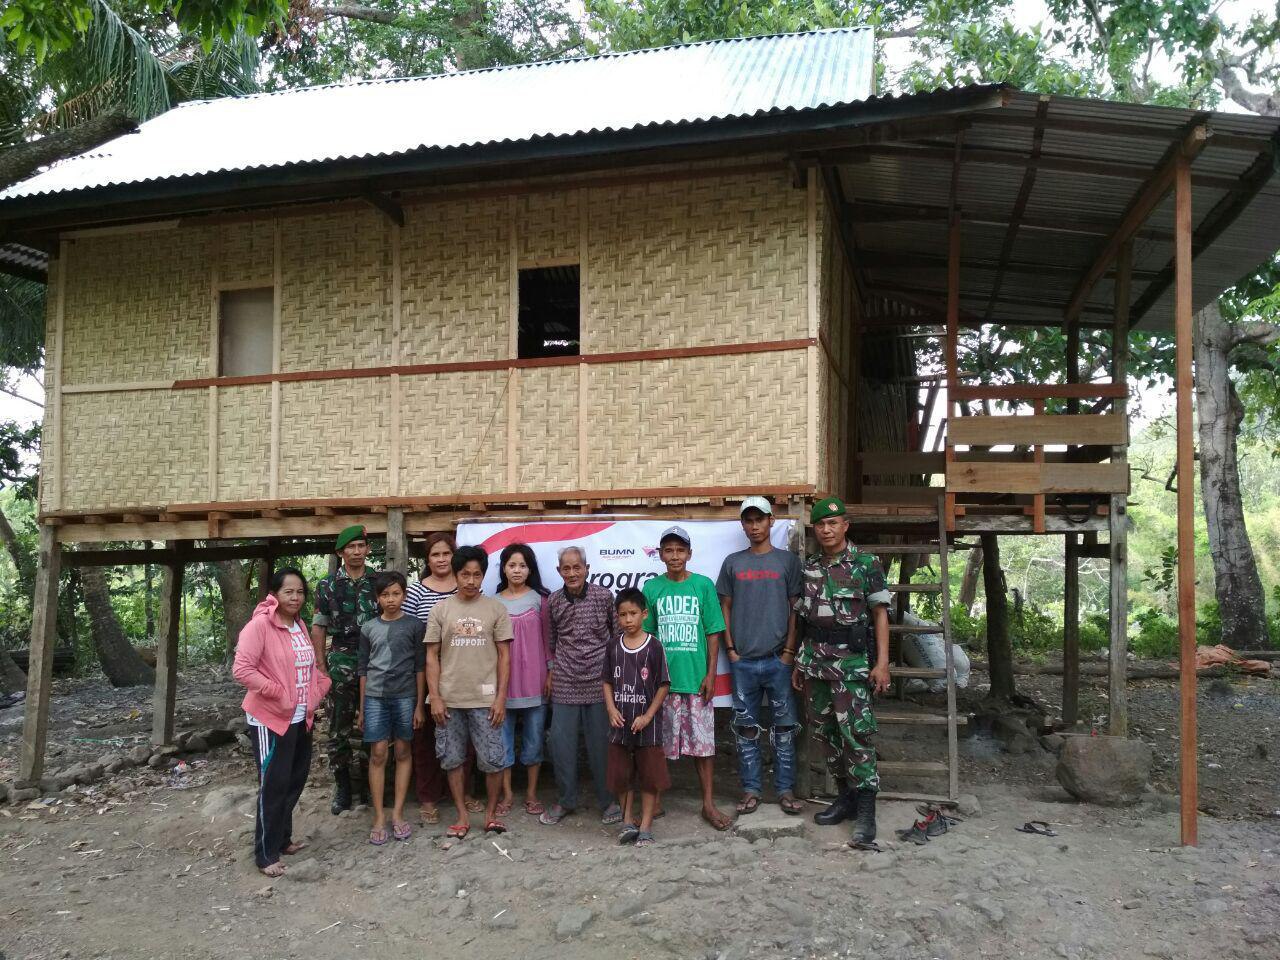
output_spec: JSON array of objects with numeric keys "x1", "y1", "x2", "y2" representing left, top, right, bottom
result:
[
  {"x1": 335, "y1": 524, "x2": 367, "y2": 552},
  {"x1": 810, "y1": 496, "x2": 847, "y2": 524}
]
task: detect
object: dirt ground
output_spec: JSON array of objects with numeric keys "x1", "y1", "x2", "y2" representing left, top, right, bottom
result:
[{"x1": 1, "y1": 665, "x2": 1278, "y2": 960}]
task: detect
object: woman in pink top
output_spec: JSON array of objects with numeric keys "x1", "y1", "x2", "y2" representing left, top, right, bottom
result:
[
  {"x1": 495, "y1": 544, "x2": 552, "y2": 816},
  {"x1": 233, "y1": 568, "x2": 331, "y2": 878}
]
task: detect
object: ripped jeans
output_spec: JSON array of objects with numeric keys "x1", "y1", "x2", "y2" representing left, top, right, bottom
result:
[{"x1": 729, "y1": 654, "x2": 799, "y2": 796}]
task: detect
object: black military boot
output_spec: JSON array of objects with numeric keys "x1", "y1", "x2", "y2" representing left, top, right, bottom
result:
[
  {"x1": 355, "y1": 762, "x2": 371, "y2": 807},
  {"x1": 330, "y1": 768, "x2": 352, "y2": 815},
  {"x1": 848, "y1": 789, "x2": 878, "y2": 849},
  {"x1": 814, "y1": 789, "x2": 856, "y2": 826}
]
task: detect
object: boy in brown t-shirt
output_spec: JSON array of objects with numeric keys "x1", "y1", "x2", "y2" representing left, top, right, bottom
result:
[{"x1": 425, "y1": 546, "x2": 513, "y2": 837}]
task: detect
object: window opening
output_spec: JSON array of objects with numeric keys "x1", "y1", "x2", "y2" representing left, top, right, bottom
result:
[
  {"x1": 518, "y1": 265, "x2": 580, "y2": 359},
  {"x1": 218, "y1": 288, "x2": 273, "y2": 377}
]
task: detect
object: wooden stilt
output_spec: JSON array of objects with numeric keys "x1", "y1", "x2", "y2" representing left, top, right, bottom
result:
[
  {"x1": 386, "y1": 507, "x2": 408, "y2": 574},
  {"x1": 1174, "y1": 155, "x2": 1197, "y2": 847},
  {"x1": 1109, "y1": 242, "x2": 1132, "y2": 736},
  {"x1": 152, "y1": 542, "x2": 185, "y2": 746},
  {"x1": 1062, "y1": 533, "x2": 1080, "y2": 727},
  {"x1": 19, "y1": 525, "x2": 62, "y2": 783}
]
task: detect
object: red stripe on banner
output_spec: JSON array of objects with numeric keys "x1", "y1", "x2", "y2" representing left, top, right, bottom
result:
[
  {"x1": 713, "y1": 669, "x2": 733, "y2": 698},
  {"x1": 476, "y1": 521, "x2": 616, "y2": 556}
]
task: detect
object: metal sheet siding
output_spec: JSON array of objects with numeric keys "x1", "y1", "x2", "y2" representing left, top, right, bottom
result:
[{"x1": 0, "y1": 28, "x2": 874, "y2": 201}]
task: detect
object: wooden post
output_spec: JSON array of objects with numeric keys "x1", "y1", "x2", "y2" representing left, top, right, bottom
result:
[
  {"x1": 256, "y1": 552, "x2": 274, "y2": 601},
  {"x1": 152, "y1": 542, "x2": 185, "y2": 746},
  {"x1": 386, "y1": 507, "x2": 408, "y2": 574},
  {"x1": 1063, "y1": 534, "x2": 1080, "y2": 727},
  {"x1": 19, "y1": 525, "x2": 62, "y2": 782},
  {"x1": 1173, "y1": 155, "x2": 1197, "y2": 846},
  {"x1": 1109, "y1": 242, "x2": 1132, "y2": 736}
]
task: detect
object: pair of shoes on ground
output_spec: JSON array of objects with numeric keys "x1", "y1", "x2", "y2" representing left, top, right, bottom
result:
[
  {"x1": 896, "y1": 804, "x2": 960, "y2": 845},
  {"x1": 617, "y1": 823, "x2": 656, "y2": 847},
  {"x1": 538, "y1": 802, "x2": 624, "y2": 826}
]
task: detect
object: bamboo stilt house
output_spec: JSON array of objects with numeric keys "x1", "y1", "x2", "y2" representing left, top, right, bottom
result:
[{"x1": 3, "y1": 28, "x2": 1280, "y2": 821}]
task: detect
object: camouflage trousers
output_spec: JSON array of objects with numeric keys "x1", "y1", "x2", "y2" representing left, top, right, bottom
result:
[
  {"x1": 805, "y1": 652, "x2": 880, "y2": 792},
  {"x1": 325, "y1": 650, "x2": 368, "y2": 777}
]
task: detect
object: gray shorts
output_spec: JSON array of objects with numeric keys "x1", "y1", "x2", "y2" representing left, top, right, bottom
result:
[{"x1": 435, "y1": 707, "x2": 508, "y2": 773}]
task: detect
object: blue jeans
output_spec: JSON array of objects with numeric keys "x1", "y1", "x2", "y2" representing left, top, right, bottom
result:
[
  {"x1": 730, "y1": 654, "x2": 799, "y2": 796},
  {"x1": 502, "y1": 704, "x2": 548, "y2": 767},
  {"x1": 362, "y1": 695, "x2": 415, "y2": 743}
]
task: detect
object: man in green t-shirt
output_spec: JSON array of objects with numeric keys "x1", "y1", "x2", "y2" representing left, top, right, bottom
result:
[{"x1": 642, "y1": 526, "x2": 732, "y2": 831}]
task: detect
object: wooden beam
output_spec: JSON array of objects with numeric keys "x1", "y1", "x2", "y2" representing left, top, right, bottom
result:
[
  {"x1": 152, "y1": 543, "x2": 184, "y2": 746},
  {"x1": 1174, "y1": 154, "x2": 1197, "y2": 847},
  {"x1": 856, "y1": 451, "x2": 947, "y2": 475},
  {"x1": 385, "y1": 507, "x2": 408, "y2": 574},
  {"x1": 986, "y1": 97, "x2": 1050, "y2": 321},
  {"x1": 944, "y1": 132, "x2": 963, "y2": 534},
  {"x1": 845, "y1": 200, "x2": 1173, "y2": 241},
  {"x1": 946, "y1": 461, "x2": 1128, "y2": 495},
  {"x1": 1109, "y1": 241, "x2": 1132, "y2": 738},
  {"x1": 974, "y1": 111, "x2": 1270, "y2": 149},
  {"x1": 806, "y1": 168, "x2": 819, "y2": 488},
  {"x1": 1064, "y1": 121, "x2": 1210, "y2": 323},
  {"x1": 950, "y1": 383, "x2": 1128, "y2": 403},
  {"x1": 1063, "y1": 532, "x2": 1080, "y2": 726},
  {"x1": 363, "y1": 190, "x2": 404, "y2": 227},
  {"x1": 19, "y1": 526, "x2": 60, "y2": 782},
  {"x1": 858, "y1": 249, "x2": 1159, "y2": 281}
]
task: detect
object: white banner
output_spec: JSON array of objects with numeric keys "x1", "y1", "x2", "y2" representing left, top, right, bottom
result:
[{"x1": 456, "y1": 518, "x2": 796, "y2": 707}]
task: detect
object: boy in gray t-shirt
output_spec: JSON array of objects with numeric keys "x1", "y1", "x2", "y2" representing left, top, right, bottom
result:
[
  {"x1": 356, "y1": 571, "x2": 426, "y2": 844},
  {"x1": 715, "y1": 497, "x2": 804, "y2": 816}
]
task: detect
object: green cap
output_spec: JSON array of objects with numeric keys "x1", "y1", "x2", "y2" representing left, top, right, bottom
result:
[
  {"x1": 335, "y1": 524, "x2": 367, "y2": 552},
  {"x1": 810, "y1": 496, "x2": 847, "y2": 524}
]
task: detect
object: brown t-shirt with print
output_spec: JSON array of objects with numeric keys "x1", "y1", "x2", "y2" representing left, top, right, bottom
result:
[{"x1": 425, "y1": 595, "x2": 514, "y2": 708}]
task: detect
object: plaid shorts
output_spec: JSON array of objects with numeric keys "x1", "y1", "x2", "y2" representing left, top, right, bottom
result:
[
  {"x1": 435, "y1": 707, "x2": 508, "y2": 773},
  {"x1": 661, "y1": 693, "x2": 716, "y2": 760}
]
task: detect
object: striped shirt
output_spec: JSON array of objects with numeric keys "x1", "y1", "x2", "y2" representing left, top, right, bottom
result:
[
  {"x1": 601, "y1": 634, "x2": 670, "y2": 748},
  {"x1": 404, "y1": 581, "x2": 456, "y2": 624}
]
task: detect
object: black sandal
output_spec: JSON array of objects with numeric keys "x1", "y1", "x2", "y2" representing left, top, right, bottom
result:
[
  {"x1": 735, "y1": 795, "x2": 761, "y2": 815},
  {"x1": 1016, "y1": 820, "x2": 1058, "y2": 837},
  {"x1": 618, "y1": 823, "x2": 640, "y2": 845}
]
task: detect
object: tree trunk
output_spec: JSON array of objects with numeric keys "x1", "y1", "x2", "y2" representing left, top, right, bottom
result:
[
  {"x1": 80, "y1": 566, "x2": 154, "y2": 687},
  {"x1": 981, "y1": 533, "x2": 1015, "y2": 700},
  {"x1": 957, "y1": 546, "x2": 983, "y2": 612},
  {"x1": 214, "y1": 560, "x2": 256, "y2": 657},
  {"x1": 1193, "y1": 302, "x2": 1271, "y2": 648},
  {"x1": 0, "y1": 110, "x2": 137, "y2": 190}
]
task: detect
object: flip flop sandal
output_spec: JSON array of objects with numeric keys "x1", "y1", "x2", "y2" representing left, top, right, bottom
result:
[
  {"x1": 1016, "y1": 820, "x2": 1058, "y2": 837},
  {"x1": 896, "y1": 820, "x2": 932, "y2": 845},
  {"x1": 280, "y1": 841, "x2": 308, "y2": 855},
  {"x1": 464, "y1": 798, "x2": 484, "y2": 814},
  {"x1": 736, "y1": 795, "x2": 761, "y2": 815},
  {"x1": 779, "y1": 795, "x2": 804, "y2": 816},
  {"x1": 917, "y1": 803, "x2": 961, "y2": 826},
  {"x1": 420, "y1": 807, "x2": 441, "y2": 825},
  {"x1": 701, "y1": 810, "x2": 733, "y2": 832},
  {"x1": 259, "y1": 862, "x2": 286, "y2": 878},
  {"x1": 484, "y1": 819, "x2": 508, "y2": 834},
  {"x1": 635, "y1": 831, "x2": 656, "y2": 848},
  {"x1": 369, "y1": 827, "x2": 389, "y2": 846},
  {"x1": 848, "y1": 838, "x2": 881, "y2": 852},
  {"x1": 392, "y1": 821, "x2": 412, "y2": 842},
  {"x1": 496, "y1": 800, "x2": 513, "y2": 817},
  {"x1": 618, "y1": 823, "x2": 641, "y2": 845},
  {"x1": 601, "y1": 804, "x2": 624, "y2": 825},
  {"x1": 652, "y1": 808, "x2": 666, "y2": 820},
  {"x1": 446, "y1": 823, "x2": 470, "y2": 840},
  {"x1": 524, "y1": 799, "x2": 545, "y2": 816},
  {"x1": 538, "y1": 804, "x2": 573, "y2": 825}
]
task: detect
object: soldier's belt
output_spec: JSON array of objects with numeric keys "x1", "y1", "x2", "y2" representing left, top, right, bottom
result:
[{"x1": 803, "y1": 623, "x2": 867, "y2": 651}]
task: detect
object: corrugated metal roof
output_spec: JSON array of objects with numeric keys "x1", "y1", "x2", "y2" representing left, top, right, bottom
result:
[
  {"x1": 0, "y1": 28, "x2": 874, "y2": 201},
  {"x1": 0, "y1": 242, "x2": 47, "y2": 281},
  {"x1": 844, "y1": 90, "x2": 1280, "y2": 333}
]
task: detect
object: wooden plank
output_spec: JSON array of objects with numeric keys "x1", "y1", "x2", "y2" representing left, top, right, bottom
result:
[
  {"x1": 1064, "y1": 121, "x2": 1209, "y2": 323},
  {"x1": 984, "y1": 96, "x2": 1049, "y2": 321},
  {"x1": 889, "y1": 666, "x2": 947, "y2": 679},
  {"x1": 806, "y1": 168, "x2": 819, "y2": 488},
  {"x1": 955, "y1": 514, "x2": 1109, "y2": 534},
  {"x1": 207, "y1": 386, "x2": 218, "y2": 502},
  {"x1": 950, "y1": 383, "x2": 1128, "y2": 402},
  {"x1": 859, "y1": 485, "x2": 947, "y2": 505},
  {"x1": 878, "y1": 760, "x2": 949, "y2": 776},
  {"x1": 169, "y1": 338, "x2": 816, "y2": 390},
  {"x1": 876, "y1": 711, "x2": 963, "y2": 725},
  {"x1": 1109, "y1": 241, "x2": 1132, "y2": 738},
  {"x1": 1174, "y1": 154, "x2": 1197, "y2": 847},
  {"x1": 61, "y1": 381, "x2": 173, "y2": 394},
  {"x1": 948, "y1": 414, "x2": 1127, "y2": 448},
  {"x1": 578, "y1": 192, "x2": 589, "y2": 491},
  {"x1": 385, "y1": 507, "x2": 408, "y2": 575},
  {"x1": 938, "y1": 504, "x2": 959, "y2": 800},
  {"x1": 48, "y1": 240, "x2": 68, "y2": 512},
  {"x1": 1032, "y1": 399, "x2": 1046, "y2": 534},
  {"x1": 947, "y1": 461, "x2": 1128, "y2": 494},
  {"x1": 152, "y1": 545, "x2": 184, "y2": 746},
  {"x1": 19, "y1": 526, "x2": 61, "y2": 782},
  {"x1": 389, "y1": 219, "x2": 402, "y2": 497},
  {"x1": 269, "y1": 218, "x2": 282, "y2": 499}
]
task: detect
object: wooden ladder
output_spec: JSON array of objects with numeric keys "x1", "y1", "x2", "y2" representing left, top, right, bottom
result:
[{"x1": 860, "y1": 499, "x2": 961, "y2": 805}]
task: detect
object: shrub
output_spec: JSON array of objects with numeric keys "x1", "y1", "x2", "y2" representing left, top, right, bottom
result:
[{"x1": 1131, "y1": 607, "x2": 1179, "y2": 659}]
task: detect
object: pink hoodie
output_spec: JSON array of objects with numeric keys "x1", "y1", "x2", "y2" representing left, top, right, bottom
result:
[{"x1": 233, "y1": 594, "x2": 332, "y2": 736}]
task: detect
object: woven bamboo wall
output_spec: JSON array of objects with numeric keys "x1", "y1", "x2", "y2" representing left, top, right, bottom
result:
[
  {"x1": 401, "y1": 196, "x2": 508, "y2": 365},
  {"x1": 60, "y1": 391, "x2": 207, "y2": 508},
  {"x1": 585, "y1": 169, "x2": 806, "y2": 352},
  {"x1": 49, "y1": 161, "x2": 816, "y2": 512},
  {"x1": 585, "y1": 352, "x2": 807, "y2": 489},
  {"x1": 514, "y1": 366, "x2": 579, "y2": 489},
  {"x1": 60, "y1": 231, "x2": 210, "y2": 385},
  {"x1": 279, "y1": 209, "x2": 392, "y2": 372},
  {"x1": 816, "y1": 186, "x2": 857, "y2": 499}
]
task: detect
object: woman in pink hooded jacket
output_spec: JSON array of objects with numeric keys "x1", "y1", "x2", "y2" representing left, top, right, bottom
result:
[{"x1": 233, "y1": 567, "x2": 331, "y2": 877}]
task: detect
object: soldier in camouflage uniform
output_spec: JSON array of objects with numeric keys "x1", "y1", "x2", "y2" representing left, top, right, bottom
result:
[
  {"x1": 791, "y1": 496, "x2": 891, "y2": 848},
  {"x1": 311, "y1": 525, "x2": 379, "y2": 814}
]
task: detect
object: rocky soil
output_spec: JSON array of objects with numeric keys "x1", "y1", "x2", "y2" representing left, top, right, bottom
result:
[{"x1": 0, "y1": 666, "x2": 1277, "y2": 960}]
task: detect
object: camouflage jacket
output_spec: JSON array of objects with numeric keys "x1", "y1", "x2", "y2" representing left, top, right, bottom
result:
[
  {"x1": 792, "y1": 545, "x2": 891, "y2": 631},
  {"x1": 313, "y1": 565, "x2": 379, "y2": 650}
]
